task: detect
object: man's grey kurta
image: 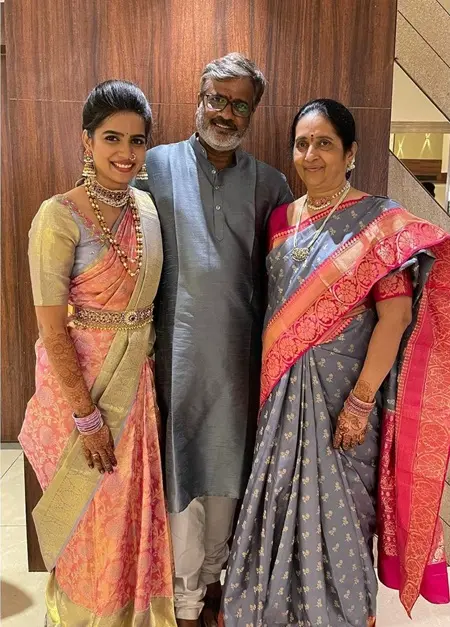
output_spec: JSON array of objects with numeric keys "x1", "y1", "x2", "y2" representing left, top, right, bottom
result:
[{"x1": 136, "y1": 135, "x2": 293, "y2": 513}]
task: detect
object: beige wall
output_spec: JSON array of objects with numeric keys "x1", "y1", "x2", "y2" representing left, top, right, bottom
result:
[{"x1": 391, "y1": 64, "x2": 447, "y2": 123}]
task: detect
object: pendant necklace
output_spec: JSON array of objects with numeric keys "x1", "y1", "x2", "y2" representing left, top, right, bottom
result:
[{"x1": 291, "y1": 184, "x2": 351, "y2": 263}]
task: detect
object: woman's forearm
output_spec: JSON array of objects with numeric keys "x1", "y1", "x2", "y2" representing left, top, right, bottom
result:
[
  {"x1": 355, "y1": 316, "x2": 410, "y2": 403},
  {"x1": 42, "y1": 330, "x2": 95, "y2": 417}
]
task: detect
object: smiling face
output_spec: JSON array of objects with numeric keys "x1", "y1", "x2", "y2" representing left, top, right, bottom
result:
[
  {"x1": 83, "y1": 111, "x2": 147, "y2": 190},
  {"x1": 195, "y1": 77, "x2": 254, "y2": 152},
  {"x1": 293, "y1": 112, "x2": 356, "y2": 195}
]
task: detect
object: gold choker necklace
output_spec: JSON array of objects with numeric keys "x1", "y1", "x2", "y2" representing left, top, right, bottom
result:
[
  {"x1": 307, "y1": 181, "x2": 350, "y2": 212},
  {"x1": 88, "y1": 178, "x2": 131, "y2": 208}
]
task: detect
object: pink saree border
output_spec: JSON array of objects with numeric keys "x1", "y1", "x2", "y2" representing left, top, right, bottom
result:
[
  {"x1": 378, "y1": 241, "x2": 450, "y2": 614},
  {"x1": 261, "y1": 208, "x2": 448, "y2": 406}
]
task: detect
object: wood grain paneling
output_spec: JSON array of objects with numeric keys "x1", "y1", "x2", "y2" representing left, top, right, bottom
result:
[
  {"x1": 3, "y1": 0, "x2": 396, "y2": 570},
  {"x1": 1, "y1": 100, "x2": 84, "y2": 444},
  {"x1": 24, "y1": 458, "x2": 45, "y2": 571},
  {"x1": 251, "y1": 0, "x2": 397, "y2": 108},
  {"x1": 1, "y1": 10, "x2": 20, "y2": 442},
  {"x1": 5, "y1": 1, "x2": 161, "y2": 102},
  {"x1": 6, "y1": 0, "x2": 397, "y2": 109},
  {"x1": 150, "y1": 105, "x2": 197, "y2": 147}
]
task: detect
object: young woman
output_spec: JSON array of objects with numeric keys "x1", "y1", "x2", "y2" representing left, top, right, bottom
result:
[{"x1": 20, "y1": 80, "x2": 176, "y2": 626}]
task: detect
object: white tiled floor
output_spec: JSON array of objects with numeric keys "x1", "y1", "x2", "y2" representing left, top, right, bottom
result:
[{"x1": 1, "y1": 444, "x2": 450, "y2": 626}]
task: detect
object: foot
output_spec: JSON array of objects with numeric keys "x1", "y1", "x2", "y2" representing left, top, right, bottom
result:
[
  {"x1": 176, "y1": 620, "x2": 200, "y2": 627},
  {"x1": 201, "y1": 582, "x2": 222, "y2": 626}
]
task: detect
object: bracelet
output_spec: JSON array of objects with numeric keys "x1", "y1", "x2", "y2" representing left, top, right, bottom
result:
[
  {"x1": 344, "y1": 390, "x2": 375, "y2": 419},
  {"x1": 73, "y1": 406, "x2": 104, "y2": 434}
]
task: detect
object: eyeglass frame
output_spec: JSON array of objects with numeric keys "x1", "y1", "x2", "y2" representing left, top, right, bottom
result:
[{"x1": 200, "y1": 92, "x2": 254, "y2": 118}]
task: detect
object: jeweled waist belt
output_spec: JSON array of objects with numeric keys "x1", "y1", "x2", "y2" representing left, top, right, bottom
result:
[{"x1": 69, "y1": 304, "x2": 154, "y2": 330}]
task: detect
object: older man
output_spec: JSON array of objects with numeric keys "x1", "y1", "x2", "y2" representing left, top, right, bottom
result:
[{"x1": 135, "y1": 53, "x2": 293, "y2": 626}]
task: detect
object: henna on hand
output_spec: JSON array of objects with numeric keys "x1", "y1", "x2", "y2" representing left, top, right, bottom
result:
[
  {"x1": 353, "y1": 380, "x2": 375, "y2": 403},
  {"x1": 42, "y1": 331, "x2": 95, "y2": 417},
  {"x1": 80, "y1": 424, "x2": 117, "y2": 474},
  {"x1": 333, "y1": 388, "x2": 374, "y2": 450},
  {"x1": 333, "y1": 408, "x2": 369, "y2": 450}
]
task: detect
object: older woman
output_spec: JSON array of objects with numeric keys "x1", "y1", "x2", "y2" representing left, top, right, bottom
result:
[
  {"x1": 221, "y1": 99, "x2": 450, "y2": 626},
  {"x1": 19, "y1": 80, "x2": 176, "y2": 626}
]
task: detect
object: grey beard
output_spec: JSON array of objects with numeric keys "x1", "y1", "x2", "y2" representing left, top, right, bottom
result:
[{"x1": 195, "y1": 107, "x2": 246, "y2": 152}]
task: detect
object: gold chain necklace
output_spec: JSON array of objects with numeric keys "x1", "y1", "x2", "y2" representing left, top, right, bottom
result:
[
  {"x1": 291, "y1": 185, "x2": 351, "y2": 263},
  {"x1": 85, "y1": 178, "x2": 143, "y2": 277},
  {"x1": 307, "y1": 181, "x2": 350, "y2": 212}
]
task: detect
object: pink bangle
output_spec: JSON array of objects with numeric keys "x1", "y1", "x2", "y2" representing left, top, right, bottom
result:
[
  {"x1": 73, "y1": 406, "x2": 104, "y2": 434},
  {"x1": 344, "y1": 390, "x2": 375, "y2": 419}
]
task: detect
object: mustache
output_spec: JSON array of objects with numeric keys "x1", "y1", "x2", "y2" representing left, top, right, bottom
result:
[{"x1": 210, "y1": 117, "x2": 238, "y2": 131}]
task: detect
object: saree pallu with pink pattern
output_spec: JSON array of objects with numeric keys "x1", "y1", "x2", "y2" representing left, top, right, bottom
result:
[
  {"x1": 19, "y1": 190, "x2": 176, "y2": 626},
  {"x1": 222, "y1": 196, "x2": 449, "y2": 627}
]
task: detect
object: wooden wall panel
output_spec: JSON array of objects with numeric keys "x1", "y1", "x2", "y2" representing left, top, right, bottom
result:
[
  {"x1": 1, "y1": 4, "x2": 21, "y2": 442},
  {"x1": 1, "y1": 100, "x2": 84, "y2": 444},
  {"x1": 2, "y1": 0, "x2": 397, "y2": 569},
  {"x1": 251, "y1": 0, "x2": 397, "y2": 108}
]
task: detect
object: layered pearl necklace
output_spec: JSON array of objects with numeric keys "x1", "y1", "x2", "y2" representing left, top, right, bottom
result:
[{"x1": 85, "y1": 178, "x2": 143, "y2": 277}]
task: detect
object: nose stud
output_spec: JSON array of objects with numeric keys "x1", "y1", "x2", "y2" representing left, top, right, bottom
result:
[{"x1": 130, "y1": 154, "x2": 136, "y2": 162}]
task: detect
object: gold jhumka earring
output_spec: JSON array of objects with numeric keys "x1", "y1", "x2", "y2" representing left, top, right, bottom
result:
[
  {"x1": 82, "y1": 151, "x2": 96, "y2": 179},
  {"x1": 135, "y1": 163, "x2": 149, "y2": 181}
]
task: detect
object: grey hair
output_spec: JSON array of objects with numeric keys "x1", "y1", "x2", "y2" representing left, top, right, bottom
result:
[{"x1": 199, "y1": 52, "x2": 267, "y2": 109}]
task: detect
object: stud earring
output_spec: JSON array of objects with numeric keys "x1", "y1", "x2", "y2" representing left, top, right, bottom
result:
[
  {"x1": 346, "y1": 157, "x2": 356, "y2": 173},
  {"x1": 135, "y1": 163, "x2": 149, "y2": 181},
  {"x1": 82, "y1": 151, "x2": 96, "y2": 179}
]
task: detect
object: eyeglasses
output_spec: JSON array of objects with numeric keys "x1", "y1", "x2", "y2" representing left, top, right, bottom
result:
[{"x1": 202, "y1": 93, "x2": 252, "y2": 118}]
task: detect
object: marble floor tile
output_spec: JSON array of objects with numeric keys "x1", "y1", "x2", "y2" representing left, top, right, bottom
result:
[
  {"x1": 1, "y1": 572, "x2": 48, "y2": 626},
  {"x1": 1, "y1": 455, "x2": 26, "y2": 526},
  {"x1": 1, "y1": 449, "x2": 22, "y2": 478},
  {"x1": 377, "y1": 580, "x2": 450, "y2": 626},
  {"x1": 1, "y1": 526, "x2": 28, "y2": 571}
]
